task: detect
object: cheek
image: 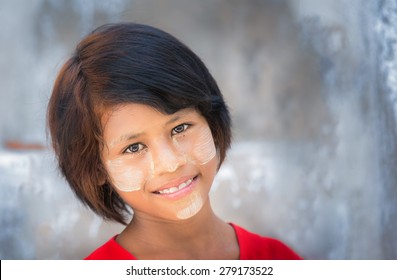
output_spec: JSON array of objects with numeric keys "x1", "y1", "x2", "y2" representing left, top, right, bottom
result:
[
  {"x1": 175, "y1": 126, "x2": 216, "y2": 165},
  {"x1": 106, "y1": 158, "x2": 146, "y2": 192}
]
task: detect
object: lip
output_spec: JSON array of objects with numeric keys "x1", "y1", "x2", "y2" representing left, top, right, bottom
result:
[{"x1": 152, "y1": 175, "x2": 198, "y2": 199}]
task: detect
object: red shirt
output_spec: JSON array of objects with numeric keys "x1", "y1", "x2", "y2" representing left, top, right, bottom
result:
[{"x1": 85, "y1": 223, "x2": 302, "y2": 260}]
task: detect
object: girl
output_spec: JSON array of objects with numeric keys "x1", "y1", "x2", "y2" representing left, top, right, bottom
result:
[{"x1": 47, "y1": 23, "x2": 301, "y2": 260}]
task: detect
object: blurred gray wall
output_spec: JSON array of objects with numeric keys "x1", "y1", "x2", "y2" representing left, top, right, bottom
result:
[{"x1": 1, "y1": 0, "x2": 397, "y2": 259}]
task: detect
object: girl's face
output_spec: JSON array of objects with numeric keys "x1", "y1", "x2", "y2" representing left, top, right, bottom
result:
[{"x1": 101, "y1": 103, "x2": 219, "y2": 221}]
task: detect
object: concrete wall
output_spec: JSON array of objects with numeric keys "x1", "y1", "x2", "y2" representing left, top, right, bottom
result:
[{"x1": 1, "y1": 0, "x2": 396, "y2": 259}]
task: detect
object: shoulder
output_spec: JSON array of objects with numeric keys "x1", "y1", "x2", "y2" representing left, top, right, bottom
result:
[
  {"x1": 231, "y1": 224, "x2": 302, "y2": 260},
  {"x1": 84, "y1": 235, "x2": 136, "y2": 260}
]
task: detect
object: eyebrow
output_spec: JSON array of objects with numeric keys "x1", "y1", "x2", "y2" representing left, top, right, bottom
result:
[
  {"x1": 166, "y1": 115, "x2": 182, "y2": 125},
  {"x1": 110, "y1": 132, "x2": 143, "y2": 148},
  {"x1": 109, "y1": 113, "x2": 185, "y2": 147}
]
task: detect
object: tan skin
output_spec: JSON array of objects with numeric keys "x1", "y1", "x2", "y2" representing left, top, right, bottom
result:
[{"x1": 101, "y1": 103, "x2": 239, "y2": 259}]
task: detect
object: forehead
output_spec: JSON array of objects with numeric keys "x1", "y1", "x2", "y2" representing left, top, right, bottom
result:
[{"x1": 102, "y1": 103, "x2": 198, "y2": 126}]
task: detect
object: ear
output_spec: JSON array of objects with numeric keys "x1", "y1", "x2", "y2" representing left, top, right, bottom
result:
[{"x1": 97, "y1": 176, "x2": 106, "y2": 186}]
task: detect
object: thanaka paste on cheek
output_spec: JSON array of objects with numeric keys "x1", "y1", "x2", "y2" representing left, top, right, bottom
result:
[
  {"x1": 106, "y1": 158, "x2": 144, "y2": 192},
  {"x1": 191, "y1": 125, "x2": 217, "y2": 165},
  {"x1": 172, "y1": 124, "x2": 217, "y2": 167}
]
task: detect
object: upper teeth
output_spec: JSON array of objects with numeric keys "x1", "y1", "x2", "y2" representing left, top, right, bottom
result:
[{"x1": 157, "y1": 178, "x2": 193, "y2": 194}]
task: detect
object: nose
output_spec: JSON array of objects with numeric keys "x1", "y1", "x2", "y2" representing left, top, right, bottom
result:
[{"x1": 150, "y1": 138, "x2": 186, "y2": 176}]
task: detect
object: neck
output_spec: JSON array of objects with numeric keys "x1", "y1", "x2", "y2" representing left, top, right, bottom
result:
[{"x1": 117, "y1": 200, "x2": 238, "y2": 259}]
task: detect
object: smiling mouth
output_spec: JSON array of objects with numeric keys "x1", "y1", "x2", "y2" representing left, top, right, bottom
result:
[{"x1": 153, "y1": 177, "x2": 196, "y2": 195}]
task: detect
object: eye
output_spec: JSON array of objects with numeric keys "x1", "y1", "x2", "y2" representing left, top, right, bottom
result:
[
  {"x1": 172, "y1": 124, "x2": 190, "y2": 135},
  {"x1": 124, "y1": 143, "x2": 145, "y2": 154}
]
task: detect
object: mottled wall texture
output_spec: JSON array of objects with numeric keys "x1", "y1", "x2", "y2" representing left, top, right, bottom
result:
[{"x1": 1, "y1": 0, "x2": 396, "y2": 259}]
